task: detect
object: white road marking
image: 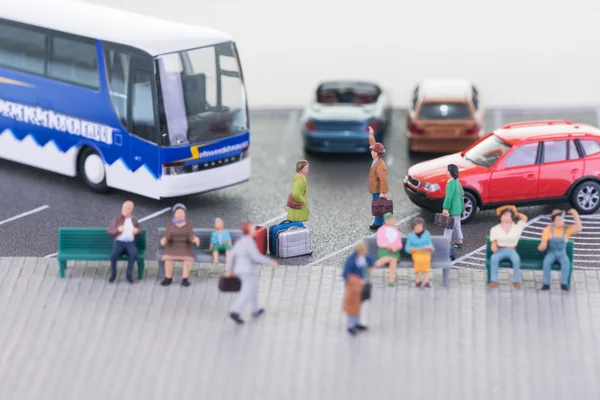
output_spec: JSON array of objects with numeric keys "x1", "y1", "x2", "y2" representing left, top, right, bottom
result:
[
  {"x1": 0, "y1": 205, "x2": 49, "y2": 226},
  {"x1": 305, "y1": 212, "x2": 420, "y2": 267},
  {"x1": 43, "y1": 207, "x2": 172, "y2": 258},
  {"x1": 258, "y1": 212, "x2": 288, "y2": 227},
  {"x1": 138, "y1": 207, "x2": 171, "y2": 222}
]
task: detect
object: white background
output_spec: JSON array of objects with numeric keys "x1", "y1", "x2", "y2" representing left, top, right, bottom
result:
[{"x1": 84, "y1": 0, "x2": 600, "y2": 109}]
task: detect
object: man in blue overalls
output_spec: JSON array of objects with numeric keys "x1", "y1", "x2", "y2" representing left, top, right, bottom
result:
[{"x1": 538, "y1": 209, "x2": 582, "y2": 291}]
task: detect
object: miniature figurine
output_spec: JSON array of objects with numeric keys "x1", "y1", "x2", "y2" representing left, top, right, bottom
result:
[
  {"x1": 368, "y1": 126, "x2": 388, "y2": 230},
  {"x1": 376, "y1": 213, "x2": 402, "y2": 287},
  {"x1": 107, "y1": 200, "x2": 142, "y2": 284},
  {"x1": 342, "y1": 241, "x2": 375, "y2": 335},
  {"x1": 538, "y1": 209, "x2": 582, "y2": 291},
  {"x1": 442, "y1": 164, "x2": 464, "y2": 248},
  {"x1": 405, "y1": 217, "x2": 434, "y2": 288},
  {"x1": 287, "y1": 160, "x2": 309, "y2": 224},
  {"x1": 159, "y1": 203, "x2": 200, "y2": 287},
  {"x1": 488, "y1": 206, "x2": 528, "y2": 289},
  {"x1": 208, "y1": 218, "x2": 232, "y2": 264},
  {"x1": 225, "y1": 222, "x2": 278, "y2": 324}
]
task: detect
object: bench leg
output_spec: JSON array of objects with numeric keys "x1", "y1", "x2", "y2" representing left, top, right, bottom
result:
[
  {"x1": 59, "y1": 260, "x2": 67, "y2": 278},
  {"x1": 137, "y1": 259, "x2": 145, "y2": 280},
  {"x1": 442, "y1": 268, "x2": 449, "y2": 287},
  {"x1": 158, "y1": 260, "x2": 165, "y2": 279}
]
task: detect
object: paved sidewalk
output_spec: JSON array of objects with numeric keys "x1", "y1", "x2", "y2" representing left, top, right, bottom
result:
[{"x1": 0, "y1": 257, "x2": 599, "y2": 400}]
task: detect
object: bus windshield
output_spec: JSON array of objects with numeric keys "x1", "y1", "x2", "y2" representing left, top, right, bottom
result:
[{"x1": 156, "y1": 41, "x2": 248, "y2": 146}]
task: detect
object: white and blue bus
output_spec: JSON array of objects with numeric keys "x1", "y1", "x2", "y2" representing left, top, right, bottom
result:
[{"x1": 0, "y1": 0, "x2": 250, "y2": 199}]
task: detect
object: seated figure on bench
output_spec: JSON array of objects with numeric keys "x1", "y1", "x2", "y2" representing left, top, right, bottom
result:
[
  {"x1": 376, "y1": 213, "x2": 402, "y2": 287},
  {"x1": 489, "y1": 206, "x2": 528, "y2": 289},
  {"x1": 107, "y1": 200, "x2": 142, "y2": 284},
  {"x1": 538, "y1": 209, "x2": 581, "y2": 291},
  {"x1": 160, "y1": 204, "x2": 200, "y2": 287},
  {"x1": 405, "y1": 217, "x2": 434, "y2": 288},
  {"x1": 208, "y1": 218, "x2": 232, "y2": 264}
]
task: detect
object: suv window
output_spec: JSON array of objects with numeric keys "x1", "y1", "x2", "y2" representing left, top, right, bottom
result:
[
  {"x1": 568, "y1": 140, "x2": 580, "y2": 159},
  {"x1": 543, "y1": 140, "x2": 567, "y2": 163},
  {"x1": 504, "y1": 142, "x2": 539, "y2": 168},
  {"x1": 580, "y1": 139, "x2": 600, "y2": 157},
  {"x1": 0, "y1": 22, "x2": 47, "y2": 75},
  {"x1": 417, "y1": 102, "x2": 471, "y2": 120}
]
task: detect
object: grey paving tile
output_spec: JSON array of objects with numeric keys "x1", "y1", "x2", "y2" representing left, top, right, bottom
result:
[{"x1": 1, "y1": 258, "x2": 600, "y2": 399}]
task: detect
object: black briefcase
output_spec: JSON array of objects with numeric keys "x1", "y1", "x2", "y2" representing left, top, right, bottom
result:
[
  {"x1": 434, "y1": 213, "x2": 454, "y2": 229},
  {"x1": 361, "y1": 282, "x2": 372, "y2": 302},
  {"x1": 372, "y1": 199, "x2": 393, "y2": 216},
  {"x1": 218, "y1": 276, "x2": 241, "y2": 292}
]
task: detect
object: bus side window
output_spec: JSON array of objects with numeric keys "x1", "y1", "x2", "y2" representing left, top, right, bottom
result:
[
  {"x1": 104, "y1": 48, "x2": 130, "y2": 127},
  {"x1": 130, "y1": 70, "x2": 156, "y2": 143},
  {"x1": 48, "y1": 36, "x2": 100, "y2": 89},
  {"x1": 0, "y1": 21, "x2": 47, "y2": 75}
]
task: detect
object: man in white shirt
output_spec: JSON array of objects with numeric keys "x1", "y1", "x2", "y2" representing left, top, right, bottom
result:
[
  {"x1": 488, "y1": 206, "x2": 528, "y2": 289},
  {"x1": 107, "y1": 201, "x2": 142, "y2": 283}
]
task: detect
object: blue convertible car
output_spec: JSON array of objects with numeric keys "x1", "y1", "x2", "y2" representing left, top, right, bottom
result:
[{"x1": 301, "y1": 81, "x2": 392, "y2": 153}]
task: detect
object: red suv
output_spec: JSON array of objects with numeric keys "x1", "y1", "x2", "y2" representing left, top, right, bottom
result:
[{"x1": 404, "y1": 120, "x2": 600, "y2": 223}]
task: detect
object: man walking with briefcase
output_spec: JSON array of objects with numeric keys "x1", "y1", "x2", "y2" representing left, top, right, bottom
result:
[{"x1": 368, "y1": 126, "x2": 390, "y2": 230}]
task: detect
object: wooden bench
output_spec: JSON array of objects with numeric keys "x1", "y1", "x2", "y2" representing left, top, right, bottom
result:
[
  {"x1": 156, "y1": 228, "x2": 243, "y2": 276},
  {"x1": 363, "y1": 235, "x2": 452, "y2": 286},
  {"x1": 485, "y1": 237, "x2": 574, "y2": 287},
  {"x1": 57, "y1": 228, "x2": 146, "y2": 279}
]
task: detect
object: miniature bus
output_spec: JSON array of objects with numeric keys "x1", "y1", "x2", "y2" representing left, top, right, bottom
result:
[{"x1": 0, "y1": 0, "x2": 251, "y2": 199}]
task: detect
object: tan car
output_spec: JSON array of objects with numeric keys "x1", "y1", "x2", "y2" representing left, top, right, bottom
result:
[{"x1": 406, "y1": 79, "x2": 484, "y2": 153}]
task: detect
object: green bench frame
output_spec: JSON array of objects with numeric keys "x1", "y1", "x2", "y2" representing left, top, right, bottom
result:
[
  {"x1": 485, "y1": 236, "x2": 574, "y2": 288},
  {"x1": 57, "y1": 228, "x2": 146, "y2": 279}
]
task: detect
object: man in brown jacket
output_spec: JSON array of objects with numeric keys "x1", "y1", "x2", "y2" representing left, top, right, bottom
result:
[
  {"x1": 107, "y1": 200, "x2": 142, "y2": 283},
  {"x1": 368, "y1": 126, "x2": 389, "y2": 230}
]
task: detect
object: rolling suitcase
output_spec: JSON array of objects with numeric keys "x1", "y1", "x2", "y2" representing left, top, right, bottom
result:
[
  {"x1": 276, "y1": 226, "x2": 311, "y2": 258},
  {"x1": 269, "y1": 220, "x2": 303, "y2": 255},
  {"x1": 255, "y1": 225, "x2": 267, "y2": 254}
]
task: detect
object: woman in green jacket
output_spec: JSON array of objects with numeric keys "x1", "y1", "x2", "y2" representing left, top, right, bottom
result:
[
  {"x1": 442, "y1": 164, "x2": 464, "y2": 248},
  {"x1": 287, "y1": 160, "x2": 309, "y2": 223}
]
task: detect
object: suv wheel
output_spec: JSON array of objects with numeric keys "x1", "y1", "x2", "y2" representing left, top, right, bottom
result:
[
  {"x1": 570, "y1": 181, "x2": 600, "y2": 214},
  {"x1": 460, "y1": 191, "x2": 478, "y2": 224}
]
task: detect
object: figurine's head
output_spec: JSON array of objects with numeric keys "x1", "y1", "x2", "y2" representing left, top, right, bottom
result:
[
  {"x1": 447, "y1": 164, "x2": 459, "y2": 179},
  {"x1": 355, "y1": 241, "x2": 368, "y2": 257},
  {"x1": 550, "y1": 210, "x2": 565, "y2": 228},
  {"x1": 383, "y1": 212, "x2": 396, "y2": 226},
  {"x1": 214, "y1": 217, "x2": 224, "y2": 230},
  {"x1": 121, "y1": 200, "x2": 134, "y2": 217},
  {"x1": 499, "y1": 208, "x2": 515, "y2": 224},
  {"x1": 172, "y1": 203, "x2": 187, "y2": 221},
  {"x1": 370, "y1": 142, "x2": 385, "y2": 160},
  {"x1": 296, "y1": 160, "x2": 309, "y2": 175},
  {"x1": 241, "y1": 221, "x2": 255, "y2": 237},
  {"x1": 411, "y1": 217, "x2": 425, "y2": 234}
]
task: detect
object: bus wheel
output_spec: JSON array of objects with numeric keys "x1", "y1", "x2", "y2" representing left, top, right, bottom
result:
[{"x1": 78, "y1": 148, "x2": 108, "y2": 193}]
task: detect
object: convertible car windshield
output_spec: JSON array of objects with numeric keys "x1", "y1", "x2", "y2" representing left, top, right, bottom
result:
[{"x1": 316, "y1": 81, "x2": 380, "y2": 105}]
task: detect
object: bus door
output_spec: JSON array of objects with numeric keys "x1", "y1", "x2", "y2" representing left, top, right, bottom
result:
[{"x1": 104, "y1": 47, "x2": 161, "y2": 198}]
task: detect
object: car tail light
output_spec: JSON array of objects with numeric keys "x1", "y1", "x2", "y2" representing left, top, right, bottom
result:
[
  {"x1": 465, "y1": 124, "x2": 480, "y2": 135},
  {"x1": 364, "y1": 120, "x2": 381, "y2": 132},
  {"x1": 304, "y1": 121, "x2": 317, "y2": 131},
  {"x1": 408, "y1": 123, "x2": 425, "y2": 135}
]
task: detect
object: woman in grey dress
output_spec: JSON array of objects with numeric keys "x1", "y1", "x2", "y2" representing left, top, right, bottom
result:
[{"x1": 224, "y1": 221, "x2": 278, "y2": 324}]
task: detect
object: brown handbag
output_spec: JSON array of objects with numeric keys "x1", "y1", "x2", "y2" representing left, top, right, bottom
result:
[
  {"x1": 371, "y1": 198, "x2": 393, "y2": 216},
  {"x1": 434, "y1": 213, "x2": 454, "y2": 229},
  {"x1": 287, "y1": 194, "x2": 303, "y2": 209}
]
